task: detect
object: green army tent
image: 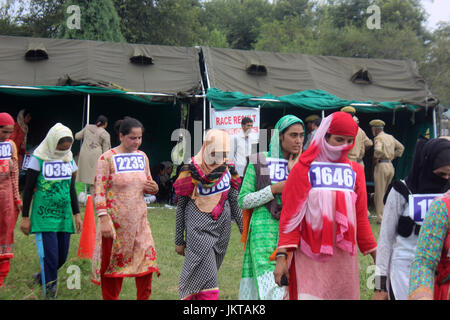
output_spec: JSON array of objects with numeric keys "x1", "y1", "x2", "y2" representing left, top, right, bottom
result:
[
  {"x1": 0, "y1": 35, "x2": 203, "y2": 164},
  {"x1": 201, "y1": 46, "x2": 440, "y2": 182}
]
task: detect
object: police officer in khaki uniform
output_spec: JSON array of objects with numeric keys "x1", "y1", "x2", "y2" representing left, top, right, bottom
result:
[
  {"x1": 370, "y1": 119, "x2": 405, "y2": 223},
  {"x1": 341, "y1": 106, "x2": 373, "y2": 167},
  {"x1": 303, "y1": 114, "x2": 321, "y2": 151}
]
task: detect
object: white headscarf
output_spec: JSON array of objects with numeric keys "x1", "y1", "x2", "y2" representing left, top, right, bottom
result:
[{"x1": 33, "y1": 123, "x2": 74, "y2": 162}]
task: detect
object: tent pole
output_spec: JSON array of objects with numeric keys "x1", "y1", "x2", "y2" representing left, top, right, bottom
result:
[
  {"x1": 322, "y1": 110, "x2": 325, "y2": 118},
  {"x1": 433, "y1": 107, "x2": 437, "y2": 138},
  {"x1": 86, "y1": 94, "x2": 91, "y2": 126},
  {"x1": 84, "y1": 94, "x2": 91, "y2": 196},
  {"x1": 202, "y1": 81, "x2": 206, "y2": 141},
  {"x1": 203, "y1": 56, "x2": 212, "y2": 141}
]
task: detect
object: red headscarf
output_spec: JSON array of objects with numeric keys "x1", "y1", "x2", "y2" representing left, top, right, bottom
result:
[
  {"x1": 0, "y1": 113, "x2": 14, "y2": 126},
  {"x1": 278, "y1": 112, "x2": 359, "y2": 261}
]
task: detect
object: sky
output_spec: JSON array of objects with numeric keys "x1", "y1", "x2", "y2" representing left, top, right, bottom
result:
[{"x1": 421, "y1": 0, "x2": 450, "y2": 31}]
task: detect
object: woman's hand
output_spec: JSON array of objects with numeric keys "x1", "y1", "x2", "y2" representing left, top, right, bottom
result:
[
  {"x1": 370, "y1": 250, "x2": 377, "y2": 264},
  {"x1": 270, "y1": 181, "x2": 285, "y2": 195},
  {"x1": 273, "y1": 252, "x2": 289, "y2": 287},
  {"x1": 74, "y1": 213, "x2": 82, "y2": 234},
  {"x1": 288, "y1": 153, "x2": 300, "y2": 171},
  {"x1": 15, "y1": 202, "x2": 23, "y2": 214},
  {"x1": 144, "y1": 179, "x2": 159, "y2": 195},
  {"x1": 20, "y1": 217, "x2": 31, "y2": 236},
  {"x1": 175, "y1": 245, "x2": 186, "y2": 256},
  {"x1": 99, "y1": 215, "x2": 115, "y2": 239}
]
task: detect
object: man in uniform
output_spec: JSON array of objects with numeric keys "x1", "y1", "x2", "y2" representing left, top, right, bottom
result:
[
  {"x1": 303, "y1": 114, "x2": 321, "y2": 151},
  {"x1": 370, "y1": 119, "x2": 405, "y2": 223},
  {"x1": 341, "y1": 106, "x2": 373, "y2": 167}
]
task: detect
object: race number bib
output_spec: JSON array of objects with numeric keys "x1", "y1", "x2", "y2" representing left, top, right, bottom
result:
[
  {"x1": 309, "y1": 162, "x2": 356, "y2": 191},
  {"x1": 113, "y1": 153, "x2": 145, "y2": 174},
  {"x1": 0, "y1": 142, "x2": 12, "y2": 160},
  {"x1": 22, "y1": 154, "x2": 31, "y2": 170},
  {"x1": 408, "y1": 194, "x2": 441, "y2": 224},
  {"x1": 266, "y1": 158, "x2": 289, "y2": 183},
  {"x1": 43, "y1": 161, "x2": 73, "y2": 180},
  {"x1": 197, "y1": 171, "x2": 231, "y2": 196}
]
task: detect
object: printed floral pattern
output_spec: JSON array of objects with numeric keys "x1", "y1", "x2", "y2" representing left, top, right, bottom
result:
[{"x1": 91, "y1": 149, "x2": 159, "y2": 284}]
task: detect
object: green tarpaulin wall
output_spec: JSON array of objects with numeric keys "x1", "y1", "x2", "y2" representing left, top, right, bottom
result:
[
  {"x1": 0, "y1": 85, "x2": 180, "y2": 166},
  {"x1": 206, "y1": 87, "x2": 434, "y2": 183}
]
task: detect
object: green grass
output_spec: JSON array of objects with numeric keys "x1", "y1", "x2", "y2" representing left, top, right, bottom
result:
[{"x1": 0, "y1": 205, "x2": 380, "y2": 300}]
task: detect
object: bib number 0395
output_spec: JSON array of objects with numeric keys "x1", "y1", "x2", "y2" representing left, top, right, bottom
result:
[{"x1": 43, "y1": 161, "x2": 73, "y2": 180}]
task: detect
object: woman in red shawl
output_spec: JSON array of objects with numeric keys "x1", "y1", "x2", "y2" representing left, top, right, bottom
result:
[{"x1": 274, "y1": 111, "x2": 377, "y2": 300}]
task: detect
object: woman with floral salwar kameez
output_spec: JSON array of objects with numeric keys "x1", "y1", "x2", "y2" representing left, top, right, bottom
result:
[
  {"x1": 238, "y1": 115, "x2": 305, "y2": 300},
  {"x1": 173, "y1": 129, "x2": 243, "y2": 300},
  {"x1": 274, "y1": 111, "x2": 377, "y2": 300},
  {"x1": 409, "y1": 187, "x2": 450, "y2": 300},
  {"x1": 0, "y1": 113, "x2": 21, "y2": 288},
  {"x1": 91, "y1": 117, "x2": 159, "y2": 300}
]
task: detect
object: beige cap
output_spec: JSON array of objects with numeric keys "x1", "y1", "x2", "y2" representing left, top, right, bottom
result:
[
  {"x1": 341, "y1": 106, "x2": 356, "y2": 114},
  {"x1": 305, "y1": 114, "x2": 320, "y2": 122},
  {"x1": 369, "y1": 119, "x2": 385, "y2": 127}
]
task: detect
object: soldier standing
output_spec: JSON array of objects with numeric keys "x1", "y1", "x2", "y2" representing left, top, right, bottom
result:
[
  {"x1": 370, "y1": 119, "x2": 405, "y2": 224},
  {"x1": 341, "y1": 106, "x2": 373, "y2": 167},
  {"x1": 303, "y1": 114, "x2": 321, "y2": 151}
]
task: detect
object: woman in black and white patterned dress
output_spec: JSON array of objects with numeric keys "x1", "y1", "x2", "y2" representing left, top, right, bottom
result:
[{"x1": 173, "y1": 129, "x2": 242, "y2": 300}]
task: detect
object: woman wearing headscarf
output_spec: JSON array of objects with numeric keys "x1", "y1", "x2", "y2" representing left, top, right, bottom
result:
[
  {"x1": 238, "y1": 115, "x2": 304, "y2": 300},
  {"x1": 20, "y1": 123, "x2": 82, "y2": 298},
  {"x1": 10, "y1": 109, "x2": 31, "y2": 169},
  {"x1": 374, "y1": 137, "x2": 450, "y2": 300},
  {"x1": 274, "y1": 111, "x2": 377, "y2": 300},
  {"x1": 0, "y1": 113, "x2": 22, "y2": 288},
  {"x1": 75, "y1": 115, "x2": 111, "y2": 193},
  {"x1": 173, "y1": 129, "x2": 243, "y2": 300},
  {"x1": 409, "y1": 183, "x2": 450, "y2": 300},
  {"x1": 91, "y1": 117, "x2": 159, "y2": 300}
]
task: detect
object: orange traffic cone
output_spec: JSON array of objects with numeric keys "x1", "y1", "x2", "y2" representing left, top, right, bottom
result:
[{"x1": 77, "y1": 195, "x2": 96, "y2": 259}]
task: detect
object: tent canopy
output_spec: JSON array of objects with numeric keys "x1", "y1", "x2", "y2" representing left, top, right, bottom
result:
[
  {"x1": 0, "y1": 85, "x2": 170, "y2": 106},
  {"x1": 206, "y1": 87, "x2": 424, "y2": 113},
  {"x1": 202, "y1": 46, "x2": 438, "y2": 109},
  {"x1": 0, "y1": 35, "x2": 202, "y2": 96}
]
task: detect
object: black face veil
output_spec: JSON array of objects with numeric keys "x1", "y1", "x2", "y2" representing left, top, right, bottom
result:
[{"x1": 406, "y1": 138, "x2": 450, "y2": 194}]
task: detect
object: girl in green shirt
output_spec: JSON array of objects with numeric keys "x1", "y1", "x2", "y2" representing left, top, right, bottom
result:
[{"x1": 20, "y1": 123, "x2": 82, "y2": 299}]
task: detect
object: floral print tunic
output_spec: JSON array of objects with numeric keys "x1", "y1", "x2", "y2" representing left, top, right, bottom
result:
[{"x1": 91, "y1": 149, "x2": 159, "y2": 284}]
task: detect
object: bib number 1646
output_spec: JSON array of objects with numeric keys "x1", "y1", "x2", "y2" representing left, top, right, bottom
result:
[{"x1": 309, "y1": 163, "x2": 355, "y2": 191}]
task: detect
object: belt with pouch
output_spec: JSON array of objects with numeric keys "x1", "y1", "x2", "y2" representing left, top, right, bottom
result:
[{"x1": 398, "y1": 216, "x2": 421, "y2": 238}]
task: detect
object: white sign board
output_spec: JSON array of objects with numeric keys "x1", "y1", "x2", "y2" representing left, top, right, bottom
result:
[{"x1": 210, "y1": 106, "x2": 260, "y2": 139}]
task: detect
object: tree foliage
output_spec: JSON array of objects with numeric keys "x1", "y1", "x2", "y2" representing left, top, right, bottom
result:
[{"x1": 58, "y1": 0, "x2": 125, "y2": 42}]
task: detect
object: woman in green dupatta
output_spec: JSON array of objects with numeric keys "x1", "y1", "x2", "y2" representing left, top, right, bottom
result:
[{"x1": 238, "y1": 115, "x2": 305, "y2": 300}]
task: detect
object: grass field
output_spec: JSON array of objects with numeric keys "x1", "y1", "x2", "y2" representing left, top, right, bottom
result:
[{"x1": 0, "y1": 203, "x2": 380, "y2": 300}]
